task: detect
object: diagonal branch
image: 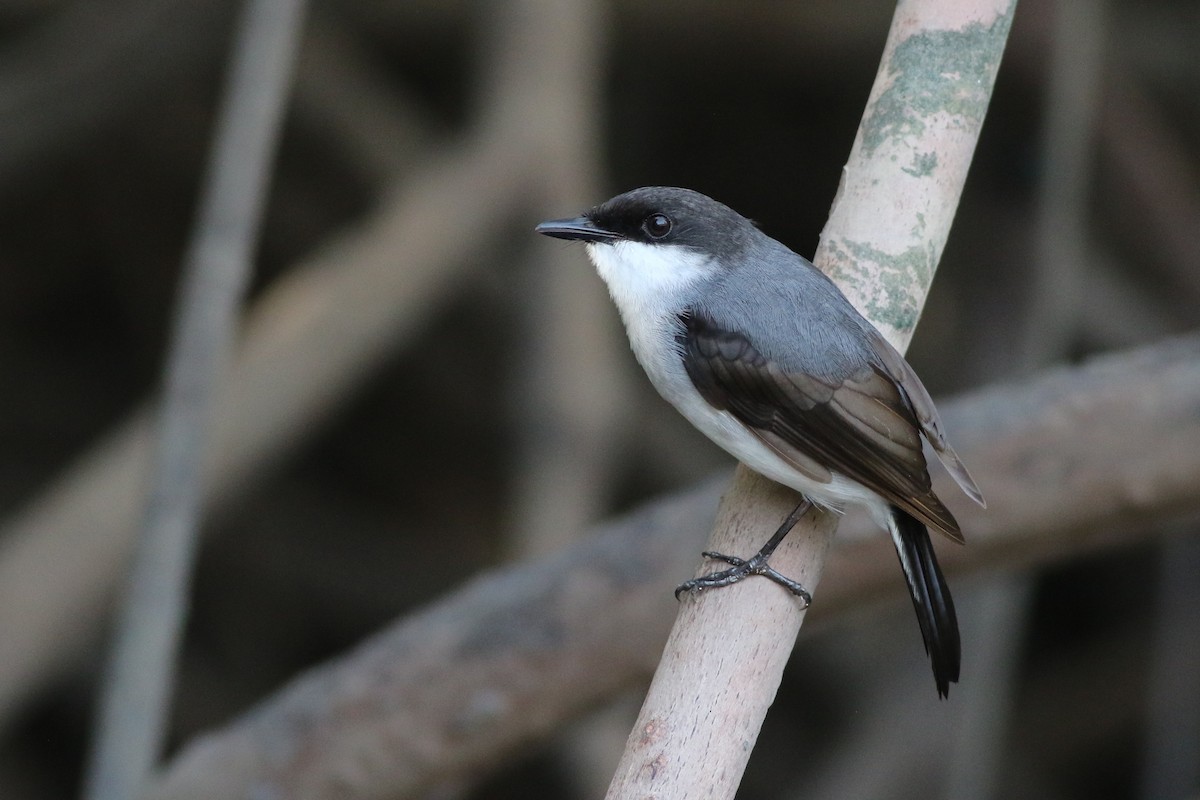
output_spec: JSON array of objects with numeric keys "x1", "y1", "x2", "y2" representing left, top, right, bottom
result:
[
  {"x1": 142, "y1": 330, "x2": 1200, "y2": 800},
  {"x1": 605, "y1": 1, "x2": 1018, "y2": 797}
]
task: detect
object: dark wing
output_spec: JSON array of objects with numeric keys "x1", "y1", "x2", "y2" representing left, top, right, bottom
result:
[
  {"x1": 679, "y1": 310, "x2": 964, "y2": 541},
  {"x1": 870, "y1": 331, "x2": 985, "y2": 508}
]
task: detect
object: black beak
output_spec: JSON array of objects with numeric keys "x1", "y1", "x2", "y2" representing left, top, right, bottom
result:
[{"x1": 534, "y1": 216, "x2": 624, "y2": 243}]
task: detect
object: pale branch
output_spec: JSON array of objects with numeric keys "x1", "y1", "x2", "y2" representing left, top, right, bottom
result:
[
  {"x1": 604, "y1": 1, "x2": 1018, "y2": 797},
  {"x1": 144, "y1": 331, "x2": 1200, "y2": 800},
  {"x1": 83, "y1": 3, "x2": 310, "y2": 798}
]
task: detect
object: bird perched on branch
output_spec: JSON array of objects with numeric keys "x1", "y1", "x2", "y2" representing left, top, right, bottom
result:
[{"x1": 536, "y1": 186, "x2": 985, "y2": 697}]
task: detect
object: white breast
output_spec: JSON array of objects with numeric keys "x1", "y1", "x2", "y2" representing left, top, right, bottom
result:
[{"x1": 585, "y1": 240, "x2": 885, "y2": 518}]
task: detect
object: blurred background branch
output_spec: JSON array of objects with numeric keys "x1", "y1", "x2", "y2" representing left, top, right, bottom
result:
[
  {"x1": 145, "y1": 331, "x2": 1200, "y2": 800},
  {"x1": 83, "y1": 2, "x2": 308, "y2": 799},
  {"x1": 0, "y1": 0, "x2": 1197, "y2": 798}
]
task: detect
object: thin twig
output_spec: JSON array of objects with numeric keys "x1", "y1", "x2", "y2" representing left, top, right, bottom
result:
[
  {"x1": 143, "y1": 331, "x2": 1200, "y2": 800},
  {"x1": 501, "y1": 4, "x2": 629, "y2": 793},
  {"x1": 82, "y1": 2, "x2": 308, "y2": 798}
]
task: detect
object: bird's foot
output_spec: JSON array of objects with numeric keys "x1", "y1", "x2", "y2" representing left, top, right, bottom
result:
[{"x1": 674, "y1": 550, "x2": 812, "y2": 608}]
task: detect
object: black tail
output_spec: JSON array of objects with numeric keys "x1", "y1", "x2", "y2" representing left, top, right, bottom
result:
[{"x1": 888, "y1": 506, "x2": 960, "y2": 698}]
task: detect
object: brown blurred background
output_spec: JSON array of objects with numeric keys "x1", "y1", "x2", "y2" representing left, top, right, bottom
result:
[{"x1": 1, "y1": 0, "x2": 1199, "y2": 798}]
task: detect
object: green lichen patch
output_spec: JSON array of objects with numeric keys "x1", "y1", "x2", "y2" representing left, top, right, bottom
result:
[
  {"x1": 861, "y1": 5, "x2": 1015, "y2": 158},
  {"x1": 911, "y1": 211, "x2": 927, "y2": 239},
  {"x1": 825, "y1": 238, "x2": 938, "y2": 333},
  {"x1": 903, "y1": 151, "x2": 938, "y2": 177}
]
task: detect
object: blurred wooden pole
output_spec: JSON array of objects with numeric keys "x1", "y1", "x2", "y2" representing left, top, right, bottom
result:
[
  {"x1": 498, "y1": 2, "x2": 638, "y2": 796},
  {"x1": 507, "y1": 0, "x2": 620, "y2": 559},
  {"x1": 81, "y1": 2, "x2": 309, "y2": 799}
]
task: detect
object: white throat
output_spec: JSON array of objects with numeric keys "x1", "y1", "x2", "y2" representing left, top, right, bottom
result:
[
  {"x1": 585, "y1": 240, "x2": 718, "y2": 326},
  {"x1": 584, "y1": 240, "x2": 718, "y2": 390}
]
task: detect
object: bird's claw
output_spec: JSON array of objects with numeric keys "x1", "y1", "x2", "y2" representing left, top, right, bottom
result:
[{"x1": 674, "y1": 550, "x2": 812, "y2": 608}]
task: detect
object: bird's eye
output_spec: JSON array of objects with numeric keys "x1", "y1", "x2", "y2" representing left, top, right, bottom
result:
[{"x1": 642, "y1": 213, "x2": 672, "y2": 239}]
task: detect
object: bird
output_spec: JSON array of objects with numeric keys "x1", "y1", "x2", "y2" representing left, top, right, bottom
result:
[{"x1": 535, "y1": 186, "x2": 985, "y2": 697}]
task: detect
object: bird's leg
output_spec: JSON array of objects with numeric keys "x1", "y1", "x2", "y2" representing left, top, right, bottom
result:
[{"x1": 675, "y1": 498, "x2": 814, "y2": 606}]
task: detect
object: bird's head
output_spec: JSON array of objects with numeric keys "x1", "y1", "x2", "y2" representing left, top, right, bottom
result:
[{"x1": 536, "y1": 186, "x2": 752, "y2": 308}]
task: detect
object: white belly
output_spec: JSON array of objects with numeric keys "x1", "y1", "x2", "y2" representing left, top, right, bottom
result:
[{"x1": 624, "y1": 307, "x2": 879, "y2": 516}]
